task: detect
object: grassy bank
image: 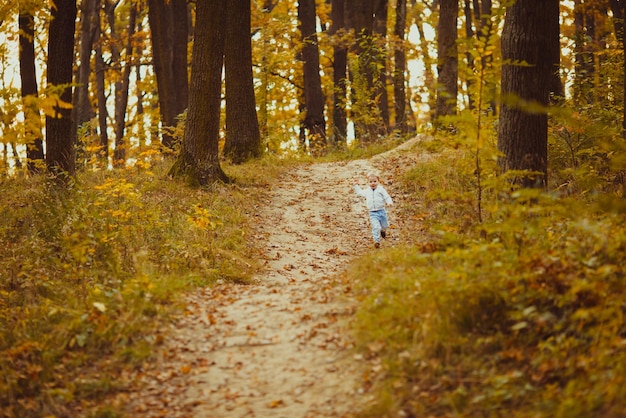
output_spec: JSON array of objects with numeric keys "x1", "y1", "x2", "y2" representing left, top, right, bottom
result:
[
  {"x1": 349, "y1": 141, "x2": 626, "y2": 417},
  {"x1": 0, "y1": 156, "x2": 288, "y2": 417}
]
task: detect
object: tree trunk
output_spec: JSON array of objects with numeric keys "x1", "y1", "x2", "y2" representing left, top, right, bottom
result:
[
  {"x1": 373, "y1": 0, "x2": 390, "y2": 132},
  {"x1": 147, "y1": 0, "x2": 189, "y2": 149},
  {"x1": 169, "y1": 0, "x2": 228, "y2": 185},
  {"x1": 547, "y1": 0, "x2": 563, "y2": 99},
  {"x1": 113, "y1": 0, "x2": 138, "y2": 165},
  {"x1": 171, "y1": 0, "x2": 189, "y2": 116},
  {"x1": 73, "y1": 0, "x2": 97, "y2": 144},
  {"x1": 476, "y1": 0, "x2": 496, "y2": 115},
  {"x1": 435, "y1": 0, "x2": 458, "y2": 123},
  {"x1": 298, "y1": 0, "x2": 327, "y2": 154},
  {"x1": 223, "y1": 0, "x2": 262, "y2": 163},
  {"x1": 46, "y1": 0, "x2": 77, "y2": 177},
  {"x1": 610, "y1": 0, "x2": 624, "y2": 42},
  {"x1": 574, "y1": 0, "x2": 599, "y2": 104},
  {"x1": 95, "y1": 10, "x2": 109, "y2": 161},
  {"x1": 614, "y1": 0, "x2": 626, "y2": 138},
  {"x1": 19, "y1": 9, "x2": 44, "y2": 173},
  {"x1": 497, "y1": 0, "x2": 559, "y2": 189},
  {"x1": 393, "y1": 0, "x2": 409, "y2": 133},
  {"x1": 345, "y1": 0, "x2": 379, "y2": 142},
  {"x1": 330, "y1": 0, "x2": 348, "y2": 143},
  {"x1": 463, "y1": 0, "x2": 475, "y2": 110},
  {"x1": 415, "y1": 13, "x2": 436, "y2": 122},
  {"x1": 104, "y1": 0, "x2": 124, "y2": 162},
  {"x1": 133, "y1": 17, "x2": 147, "y2": 150}
]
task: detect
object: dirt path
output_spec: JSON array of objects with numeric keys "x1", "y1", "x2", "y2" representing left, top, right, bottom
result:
[{"x1": 121, "y1": 138, "x2": 423, "y2": 417}]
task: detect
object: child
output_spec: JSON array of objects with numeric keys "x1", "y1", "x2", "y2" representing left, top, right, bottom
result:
[{"x1": 354, "y1": 173, "x2": 393, "y2": 248}]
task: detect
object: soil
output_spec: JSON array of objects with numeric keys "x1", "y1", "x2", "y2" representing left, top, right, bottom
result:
[{"x1": 117, "y1": 137, "x2": 425, "y2": 417}]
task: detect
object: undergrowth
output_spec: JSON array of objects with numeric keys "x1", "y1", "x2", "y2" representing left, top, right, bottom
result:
[
  {"x1": 349, "y1": 127, "x2": 626, "y2": 416},
  {"x1": 0, "y1": 155, "x2": 288, "y2": 417}
]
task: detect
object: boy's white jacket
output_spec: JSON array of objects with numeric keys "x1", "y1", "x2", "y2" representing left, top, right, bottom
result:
[{"x1": 354, "y1": 184, "x2": 393, "y2": 211}]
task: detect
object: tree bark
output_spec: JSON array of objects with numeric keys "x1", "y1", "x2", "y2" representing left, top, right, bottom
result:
[
  {"x1": 463, "y1": 0, "x2": 475, "y2": 110},
  {"x1": 497, "y1": 0, "x2": 559, "y2": 189},
  {"x1": 415, "y1": 12, "x2": 436, "y2": 122},
  {"x1": 104, "y1": 0, "x2": 124, "y2": 161},
  {"x1": 113, "y1": 0, "x2": 138, "y2": 165},
  {"x1": 46, "y1": 0, "x2": 77, "y2": 176},
  {"x1": 609, "y1": 0, "x2": 625, "y2": 138},
  {"x1": 95, "y1": 9, "x2": 109, "y2": 160},
  {"x1": 133, "y1": 17, "x2": 147, "y2": 149},
  {"x1": 298, "y1": 0, "x2": 327, "y2": 153},
  {"x1": 622, "y1": 1, "x2": 626, "y2": 139},
  {"x1": 476, "y1": 0, "x2": 496, "y2": 115},
  {"x1": 330, "y1": 0, "x2": 348, "y2": 144},
  {"x1": 169, "y1": 0, "x2": 228, "y2": 185},
  {"x1": 393, "y1": 0, "x2": 409, "y2": 133},
  {"x1": 223, "y1": 0, "x2": 262, "y2": 163},
  {"x1": 345, "y1": 0, "x2": 380, "y2": 142},
  {"x1": 147, "y1": 0, "x2": 189, "y2": 149},
  {"x1": 373, "y1": 0, "x2": 390, "y2": 131},
  {"x1": 73, "y1": 0, "x2": 97, "y2": 144},
  {"x1": 19, "y1": 9, "x2": 44, "y2": 173},
  {"x1": 435, "y1": 0, "x2": 458, "y2": 122}
]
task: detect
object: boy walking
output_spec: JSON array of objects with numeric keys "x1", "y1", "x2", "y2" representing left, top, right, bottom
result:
[{"x1": 354, "y1": 173, "x2": 393, "y2": 248}]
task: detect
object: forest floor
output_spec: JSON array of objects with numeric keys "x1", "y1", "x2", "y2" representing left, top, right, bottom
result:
[{"x1": 115, "y1": 137, "x2": 424, "y2": 417}]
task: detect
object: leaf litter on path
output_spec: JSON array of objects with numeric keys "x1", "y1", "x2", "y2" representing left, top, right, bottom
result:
[{"x1": 118, "y1": 138, "x2": 424, "y2": 417}]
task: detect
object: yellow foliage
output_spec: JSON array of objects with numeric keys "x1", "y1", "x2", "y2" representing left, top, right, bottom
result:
[{"x1": 39, "y1": 95, "x2": 73, "y2": 118}]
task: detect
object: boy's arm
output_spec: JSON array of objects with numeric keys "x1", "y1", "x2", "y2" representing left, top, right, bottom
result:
[
  {"x1": 382, "y1": 187, "x2": 393, "y2": 205},
  {"x1": 353, "y1": 183, "x2": 366, "y2": 197},
  {"x1": 353, "y1": 178, "x2": 367, "y2": 197}
]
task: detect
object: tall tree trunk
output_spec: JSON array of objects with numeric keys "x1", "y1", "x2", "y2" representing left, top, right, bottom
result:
[
  {"x1": 463, "y1": 0, "x2": 475, "y2": 110},
  {"x1": 393, "y1": 0, "x2": 410, "y2": 133},
  {"x1": 169, "y1": 0, "x2": 228, "y2": 185},
  {"x1": 46, "y1": 0, "x2": 77, "y2": 176},
  {"x1": 610, "y1": 0, "x2": 624, "y2": 42},
  {"x1": 95, "y1": 9, "x2": 109, "y2": 161},
  {"x1": 547, "y1": 0, "x2": 563, "y2": 99},
  {"x1": 620, "y1": 1, "x2": 626, "y2": 140},
  {"x1": 435, "y1": 0, "x2": 458, "y2": 123},
  {"x1": 223, "y1": 0, "x2": 262, "y2": 163},
  {"x1": 330, "y1": 0, "x2": 348, "y2": 143},
  {"x1": 133, "y1": 17, "x2": 147, "y2": 150},
  {"x1": 612, "y1": 0, "x2": 626, "y2": 138},
  {"x1": 147, "y1": 0, "x2": 189, "y2": 149},
  {"x1": 415, "y1": 12, "x2": 436, "y2": 122},
  {"x1": 298, "y1": 0, "x2": 327, "y2": 154},
  {"x1": 171, "y1": 0, "x2": 189, "y2": 115},
  {"x1": 113, "y1": 0, "x2": 138, "y2": 165},
  {"x1": 73, "y1": 0, "x2": 97, "y2": 144},
  {"x1": 574, "y1": 0, "x2": 598, "y2": 104},
  {"x1": 373, "y1": 0, "x2": 390, "y2": 132},
  {"x1": 497, "y1": 0, "x2": 559, "y2": 189},
  {"x1": 345, "y1": 0, "x2": 379, "y2": 142},
  {"x1": 104, "y1": 0, "x2": 123, "y2": 160},
  {"x1": 477, "y1": 0, "x2": 496, "y2": 115},
  {"x1": 19, "y1": 9, "x2": 44, "y2": 173}
]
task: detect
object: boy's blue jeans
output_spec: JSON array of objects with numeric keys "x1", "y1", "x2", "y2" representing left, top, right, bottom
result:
[{"x1": 369, "y1": 209, "x2": 389, "y2": 243}]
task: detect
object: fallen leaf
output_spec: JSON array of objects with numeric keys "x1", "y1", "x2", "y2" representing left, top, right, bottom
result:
[{"x1": 268, "y1": 399, "x2": 284, "y2": 408}]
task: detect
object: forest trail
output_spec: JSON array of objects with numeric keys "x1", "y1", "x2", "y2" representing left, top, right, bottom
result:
[{"x1": 120, "y1": 137, "x2": 424, "y2": 417}]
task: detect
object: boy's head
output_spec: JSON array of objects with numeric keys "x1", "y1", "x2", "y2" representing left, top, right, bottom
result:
[{"x1": 368, "y1": 174, "x2": 379, "y2": 189}]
